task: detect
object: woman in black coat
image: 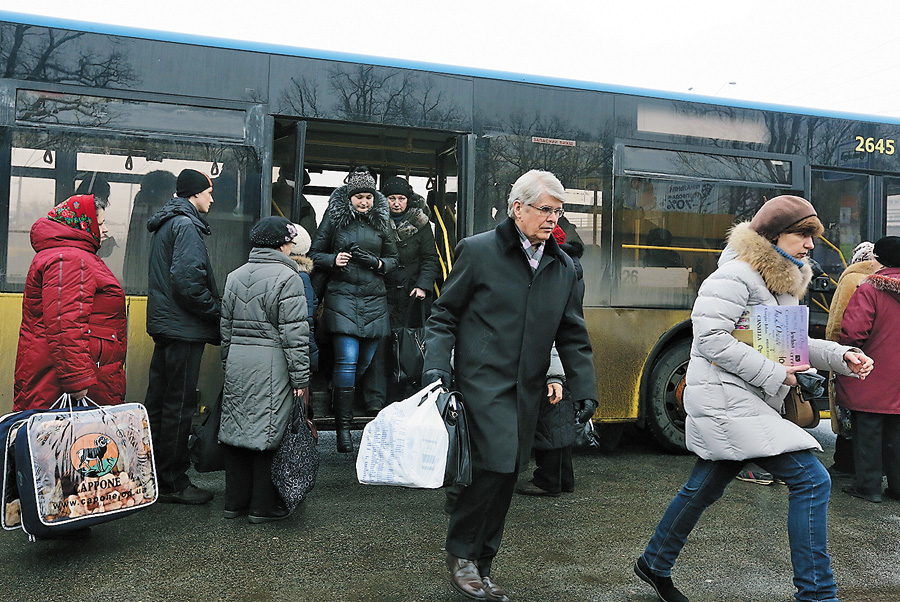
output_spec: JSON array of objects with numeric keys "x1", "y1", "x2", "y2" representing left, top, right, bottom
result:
[
  {"x1": 360, "y1": 176, "x2": 440, "y2": 412},
  {"x1": 309, "y1": 168, "x2": 398, "y2": 452}
]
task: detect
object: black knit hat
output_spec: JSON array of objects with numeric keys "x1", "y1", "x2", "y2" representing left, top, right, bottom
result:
[
  {"x1": 250, "y1": 216, "x2": 298, "y2": 248},
  {"x1": 380, "y1": 175, "x2": 413, "y2": 198},
  {"x1": 177, "y1": 169, "x2": 213, "y2": 199},
  {"x1": 345, "y1": 168, "x2": 377, "y2": 198},
  {"x1": 873, "y1": 236, "x2": 900, "y2": 268}
]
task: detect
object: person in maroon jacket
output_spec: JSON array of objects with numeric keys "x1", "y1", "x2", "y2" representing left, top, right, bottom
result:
[
  {"x1": 13, "y1": 194, "x2": 126, "y2": 410},
  {"x1": 838, "y1": 235, "x2": 900, "y2": 503}
]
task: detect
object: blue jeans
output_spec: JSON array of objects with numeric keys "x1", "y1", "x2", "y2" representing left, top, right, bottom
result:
[
  {"x1": 642, "y1": 451, "x2": 836, "y2": 602},
  {"x1": 331, "y1": 334, "x2": 380, "y2": 389}
]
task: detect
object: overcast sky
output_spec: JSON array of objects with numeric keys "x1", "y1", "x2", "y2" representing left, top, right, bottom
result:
[{"x1": 5, "y1": 0, "x2": 900, "y2": 119}]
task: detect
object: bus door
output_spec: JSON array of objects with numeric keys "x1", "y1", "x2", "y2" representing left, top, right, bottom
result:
[
  {"x1": 269, "y1": 118, "x2": 472, "y2": 422},
  {"x1": 431, "y1": 134, "x2": 475, "y2": 293}
]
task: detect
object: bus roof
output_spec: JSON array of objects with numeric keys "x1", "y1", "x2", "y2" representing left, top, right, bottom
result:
[{"x1": 4, "y1": 9, "x2": 900, "y2": 127}]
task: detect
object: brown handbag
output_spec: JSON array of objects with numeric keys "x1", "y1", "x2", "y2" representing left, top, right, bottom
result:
[{"x1": 783, "y1": 385, "x2": 820, "y2": 428}]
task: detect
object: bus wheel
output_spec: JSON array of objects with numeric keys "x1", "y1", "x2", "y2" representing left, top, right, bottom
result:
[{"x1": 646, "y1": 339, "x2": 690, "y2": 453}]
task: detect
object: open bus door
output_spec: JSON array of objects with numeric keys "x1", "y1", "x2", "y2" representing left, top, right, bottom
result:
[{"x1": 270, "y1": 118, "x2": 471, "y2": 427}]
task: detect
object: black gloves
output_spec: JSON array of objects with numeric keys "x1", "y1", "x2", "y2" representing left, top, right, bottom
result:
[
  {"x1": 423, "y1": 369, "x2": 451, "y2": 389},
  {"x1": 575, "y1": 399, "x2": 598, "y2": 424},
  {"x1": 348, "y1": 244, "x2": 381, "y2": 271}
]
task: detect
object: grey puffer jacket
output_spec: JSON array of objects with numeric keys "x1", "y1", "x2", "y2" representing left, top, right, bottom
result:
[
  {"x1": 309, "y1": 185, "x2": 398, "y2": 338},
  {"x1": 685, "y1": 222, "x2": 857, "y2": 461},
  {"x1": 219, "y1": 247, "x2": 310, "y2": 451}
]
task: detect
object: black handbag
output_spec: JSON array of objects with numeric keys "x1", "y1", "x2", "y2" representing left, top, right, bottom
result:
[
  {"x1": 392, "y1": 300, "x2": 427, "y2": 386},
  {"x1": 435, "y1": 389, "x2": 472, "y2": 488},
  {"x1": 188, "y1": 390, "x2": 225, "y2": 473},
  {"x1": 271, "y1": 393, "x2": 319, "y2": 511}
]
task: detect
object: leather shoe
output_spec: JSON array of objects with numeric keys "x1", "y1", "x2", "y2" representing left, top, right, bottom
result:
[
  {"x1": 222, "y1": 507, "x2": 248, "y2": 519},
  {"x1": 446, "y1": 554, "x2": 486, "y2": 600},
  {"x1": 158, "y1": 484, "x2": 214, "y2": 505},
  {"x1": 481, "y1": 576, "x2": 510, "y2": 602},
  {"x1": 248, "y1": 504, "x2": 291, "y2": 524},
  {"x1": 842, "y1": 485, "x2": 882, "y2": 503},
  {"x1": 515, "y1": 481, "x2": 559, "y2": 497},
  {"x1": 634, "y1": 556, "x2": 689, "y2": 602}
]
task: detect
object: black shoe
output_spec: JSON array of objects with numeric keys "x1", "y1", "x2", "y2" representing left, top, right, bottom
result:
[
  {"x1": 884, "y1": 490, "x2": 900, "y2": 501},
  {"x1": 248, "y1": 505, "x2": 290, "y2": 524},
  {"x1": 634, "y1": 556, "x2": 689, "y2": 602},
  {"x1": 515, "y1": 481, "x2": 560, "y2": 497},
  {"x1": 222, "y1": 508, "x2": 248, "y2": 519},
  {"x1": 828, "y1": 465, "x2": 854, "y2": 479},
  {"x1": 842, "y1": 485, "x2": 882, "y2": 503},
  {"x1": 158, "y1": 484, "x2": 214, "y2": 505}
]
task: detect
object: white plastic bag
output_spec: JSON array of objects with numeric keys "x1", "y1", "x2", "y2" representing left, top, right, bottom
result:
[{"x1": 356, "y1": 381, "x2": 449, "y2": 488}]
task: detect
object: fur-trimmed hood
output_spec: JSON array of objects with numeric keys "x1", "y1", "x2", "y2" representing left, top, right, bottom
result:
[
  {"x1": 863, "y1": 268, "x2": 900, "y2": 296},
  {"x1": 721, "y1": 222, "x2": 812, "y2": 297},
  {"x1": 291, "y1": 254, "x2": 314, "y2": 274},
  {"x1": 390, "y1": 193, "x2": 431, "y2": 242},
  {"x1": 325, "y1": 184, "x2": 391, "y2": 233}
]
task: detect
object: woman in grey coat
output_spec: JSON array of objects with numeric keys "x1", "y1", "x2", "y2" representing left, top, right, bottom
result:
[
  {"x1": 219, "y1": 217, "x2": 310, "y2": 524},
  {"x1": 634, "y1": 196, "x2": 873, "y2": 602}
]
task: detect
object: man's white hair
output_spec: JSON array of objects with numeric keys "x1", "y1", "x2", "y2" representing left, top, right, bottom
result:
[{"x1": 506, "y1": 170, "x2": 565, "y2": 217}]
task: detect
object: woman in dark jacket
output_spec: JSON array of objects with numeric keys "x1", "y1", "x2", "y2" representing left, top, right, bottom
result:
[
  {"x1": 837, "y1": 236, "x2": 900, "y2": 503},
  {"x1": 219, "y1": 217, "x2": 310, "y2": 523},
  {"x1": 309, "y1": 167, "x2": 398, "y2": 452},
  {"x1": 361, "y1": 176, "x2": 439, "y2": 413},
  {"x1": 14, "y1": 194, "x2": 126, "y2": 410}
]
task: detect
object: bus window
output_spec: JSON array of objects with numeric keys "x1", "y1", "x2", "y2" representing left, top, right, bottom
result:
[
  {"x1": 6, "y1": 130, "x2": 261, "y2": 294},
  {"x1": 611, "y1": 176, "x2": 790, "y2": 308}
]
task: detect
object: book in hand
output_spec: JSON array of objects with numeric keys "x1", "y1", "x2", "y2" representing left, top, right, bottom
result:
[{"x1": 732, "y1": 305, "x2": 810, "y2": 367}]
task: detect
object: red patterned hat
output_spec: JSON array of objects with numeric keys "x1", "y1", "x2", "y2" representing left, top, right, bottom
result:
[{"x1": 47, "y1": 194, "x2": 100, "y2": 244}]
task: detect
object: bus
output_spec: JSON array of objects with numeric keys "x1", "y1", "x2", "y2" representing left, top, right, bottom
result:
[{"x1": 2, "y1": 12, "x2": 899, "y2": 452}]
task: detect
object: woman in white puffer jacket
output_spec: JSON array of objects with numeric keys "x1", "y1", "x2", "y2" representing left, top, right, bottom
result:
[{"x1": 634, "y1": 196, "x2": 874, "y2": 602}]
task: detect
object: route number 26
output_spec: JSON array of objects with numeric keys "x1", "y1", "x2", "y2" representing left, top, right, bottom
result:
[{"x1": 855, "y1": 136, "x2": 895, "y2": 155}]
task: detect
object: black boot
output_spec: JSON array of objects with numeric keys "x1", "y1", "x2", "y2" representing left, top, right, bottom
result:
[{"x1": 333, "y1": 387, "x2": 355, "y2": 453}]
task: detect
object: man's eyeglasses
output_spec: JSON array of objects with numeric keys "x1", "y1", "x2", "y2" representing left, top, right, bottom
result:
[{"x1": 526, "y1": 204, "x2": 565, "y2": 218}]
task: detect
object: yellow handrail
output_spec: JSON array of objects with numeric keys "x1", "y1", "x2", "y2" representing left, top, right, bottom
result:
[{"x1": 621, "y1": 244, "x2": 721, "y2": 254}]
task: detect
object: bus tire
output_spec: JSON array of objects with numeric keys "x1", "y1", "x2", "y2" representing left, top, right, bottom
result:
[{"x1": 646, "y1": 339, "x2": 691, "y2": 453}]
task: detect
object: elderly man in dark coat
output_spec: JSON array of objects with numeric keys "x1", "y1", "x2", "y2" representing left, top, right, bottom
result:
[{"x1": 423, "y1": 169, "x2": 596, "y2": 601}]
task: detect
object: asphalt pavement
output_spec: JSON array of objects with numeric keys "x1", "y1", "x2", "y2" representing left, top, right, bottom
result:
[{"x1": 1, "y1": 424, "x2": 898, "y2": 602}]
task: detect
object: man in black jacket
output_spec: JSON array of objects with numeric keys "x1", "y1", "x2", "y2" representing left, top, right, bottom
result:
[
  {"x1": 423, "y1": 169, "x2": 597, "y2": 601},
  {"x1": 144, "y1": 169, "x2": 221, "y2": 505}
]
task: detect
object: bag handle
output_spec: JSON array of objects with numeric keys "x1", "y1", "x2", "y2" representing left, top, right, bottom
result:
[
  {"x1": 292, "y1": 391, "x2": 318, "y2": 443},
  {"x1": 50, "y1": 393, "x2": 100, "y2": 412},
  {"x1": 401, "y1": 296, "x2": 427, "y2": 329}
]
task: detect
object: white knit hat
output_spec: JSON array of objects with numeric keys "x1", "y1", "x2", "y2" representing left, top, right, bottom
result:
[{"x1": 291, "y1": 224, "x2": 311, "y2": 255}]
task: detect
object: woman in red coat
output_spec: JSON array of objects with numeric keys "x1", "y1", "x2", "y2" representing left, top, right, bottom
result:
[
  {"x1": 13, "y1": 194, "x2": 127, "y2": 410},
  {"x1": 837, "y1": 236, "x2": 900, "y2": 503}
]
